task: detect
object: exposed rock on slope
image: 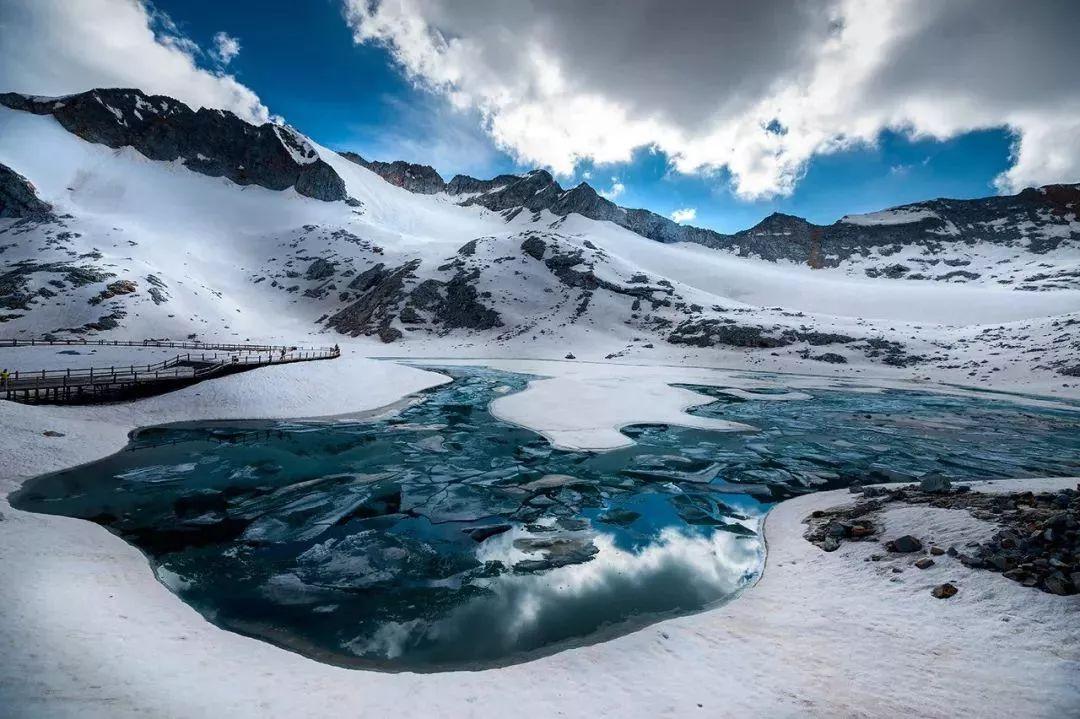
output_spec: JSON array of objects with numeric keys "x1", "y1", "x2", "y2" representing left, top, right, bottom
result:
[
  {"x1": 339, "y1": 153, "x2": 445, "y2": 194},
  {"x1": 0, "y1": 89, "x2": 347, "y2": 202},
  {"x1": 0, "y1": 162, "x2": 53, "y2": 220}
]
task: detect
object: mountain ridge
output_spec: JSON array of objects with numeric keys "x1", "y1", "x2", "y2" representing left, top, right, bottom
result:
[
  {"x1": 1, "y1": 87, "x2": 1075, "y2": 276},
  {"x1": 346, "y1": 152, "x2": 1080, "y2": 271}
]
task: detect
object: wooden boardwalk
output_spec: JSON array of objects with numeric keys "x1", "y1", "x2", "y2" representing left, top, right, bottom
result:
[{"x1": 0, "y1": 339, "x2": 340, "y2": 405}]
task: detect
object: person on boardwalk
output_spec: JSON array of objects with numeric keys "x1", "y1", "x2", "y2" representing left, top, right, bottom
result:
[{"x1": 0, "y1": 368, "x2": 8, "y2": 388}]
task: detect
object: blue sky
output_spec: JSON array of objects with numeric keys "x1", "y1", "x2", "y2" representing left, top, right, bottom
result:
[{"x1": 153, "y1": 0, "x2": 1019, "y2": 233}]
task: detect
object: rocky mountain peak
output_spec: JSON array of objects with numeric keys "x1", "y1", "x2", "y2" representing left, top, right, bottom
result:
[{"x1": 0, "y1": 88, "x2": 347, "y2": 202}]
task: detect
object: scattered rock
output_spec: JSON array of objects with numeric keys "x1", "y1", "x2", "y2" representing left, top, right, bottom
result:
[
  {"x1": 42, "y1": 430, "x2": 65, "y2": 437},
  {"x1": 919, "y1": 472, "x2": 952, "y2": 494},
  {"x1": 304, "y1": 258, "x2": 336, "y2": 281},
  {"x1": 930, "y1": 546, "x2": 945, "y2": 556},
  {"x1": 931, "y1": 583, "x2": 958, "y2": 599},
  {"x1": 886, "y1": 535, "x2": 923, "y2": 553},
  {"x1": 914, "y1": 557, "x2": 935, "y2": 569}
]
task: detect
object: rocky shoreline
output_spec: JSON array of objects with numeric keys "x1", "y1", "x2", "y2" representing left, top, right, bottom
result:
[{"x1": 804, "y1": 477, "x2": 1080, "y2": 596}]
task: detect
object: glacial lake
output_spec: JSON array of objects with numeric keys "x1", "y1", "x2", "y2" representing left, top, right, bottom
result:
[{"x1": 11, "y1": 367, "x2": 1080, "y2": 670}]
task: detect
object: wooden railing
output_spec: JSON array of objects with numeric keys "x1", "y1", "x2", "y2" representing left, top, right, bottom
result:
[
  {"x1": 0, "y1": 342, "x2": 341, "y2": 404},
  {"x1": 0, "y1": 337, "x2": 338, "y2": 352}
]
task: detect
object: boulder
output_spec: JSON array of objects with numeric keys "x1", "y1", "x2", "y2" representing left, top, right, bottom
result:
[
  {"x1": 886, "y1": 535, "x2": 923, "y2": 553},
  {"x1": 931, "y1": 582, "x2": 958, "y2": 599},
  {"x1": 919, "y1": 472, "x2": 952, "y2": 494}
]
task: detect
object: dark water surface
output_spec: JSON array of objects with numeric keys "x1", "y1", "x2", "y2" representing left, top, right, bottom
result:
[{"x1": 11, "y1": 367, "x2": 1080, "y2": 670}]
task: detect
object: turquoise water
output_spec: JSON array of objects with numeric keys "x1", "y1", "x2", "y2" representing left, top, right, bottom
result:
[{"x1": 10, "y1": 367, "x2": 1080, "y2": 670}]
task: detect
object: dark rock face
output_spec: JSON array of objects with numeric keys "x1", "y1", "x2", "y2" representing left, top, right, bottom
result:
[
  {"x1": 445, "y1": 173, "x2": 523, "y2": 196},
  {"x1": 0, "y1": 163, "x2": 53, "y2": 220},
  {"x1": 438, "y1": 271, "x2": 502, "y2": 330},
  {"x1": 325, "y1": 259, "x2": 502, "y2": 342},
  {"x1": 399, "y1": 271, "x2": 502, "y2": 332},
  {"x1": 304, "y1": 258, "x2": 336, "y2": 280},
  {"x1": 0, "y1": 89, "x2": 346, "y2": 202},
  {"x1": 521, "y1": 235, "x2": 547, "y2": 261},
  {"x1": 327, "y1": 260, "x2": 420, "y2": 340},
  {"x1": 339, "y1": 152, "x2": 445, "y2": 194}
]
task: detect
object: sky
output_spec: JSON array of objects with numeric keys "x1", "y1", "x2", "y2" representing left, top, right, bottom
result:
[{"x1": 0, "y1": 0, "x2": 1076, "y2": 233}]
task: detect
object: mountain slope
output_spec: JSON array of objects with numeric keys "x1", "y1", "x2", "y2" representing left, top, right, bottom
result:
[
  {"x1": 353, "y1": 155, "x2": 1080, "y2": 291},
  {"x1": 0, "y1": 89, "x2": 349, "y2": 202},
  {"x1": 1, "y1": 89, "x2": 1078, "y2": 391}
]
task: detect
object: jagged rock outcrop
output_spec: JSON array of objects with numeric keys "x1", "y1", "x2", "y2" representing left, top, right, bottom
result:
[
  {"x1": 324, "y1": 257, "x2": 502, "y2": 342},
  {"x1": 403, "y1": 271, "x2": 502, "y2": 331},
  {"x1": 339, "y1": 153, "x2": 446, "y2": 194},
  {"x1": 0, "y1": 89, "x2": 347, "y2": 202},
  {"x1": 445, "y1": 173, "x2": 522, "y2": 196},
  {"x1": 327, "y1": 260, "x2": 420, "y2": 341},
  {"x1": 0, "y1": 162, "x2": 53, "y2": 220},
  {"x1": 447, "y1": 170, "x2": 731, "y2": 247}
]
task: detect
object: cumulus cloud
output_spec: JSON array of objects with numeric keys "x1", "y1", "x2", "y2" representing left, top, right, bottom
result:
[
  {"x1": 599, "y1": 177, "x2": 625, "y2": 200},
  {"x1": 671, "y1": 207, "x2": 697, "y2": 223},
  {"x1": 343, "y1": 0, "x2": 1080, "y2": 199},
  {"x1": 0, "y1": 0, "x2": 268, "y2": 124},
  {"x1": 211, "y1": 31, "x2": 242, "y2": 66}
]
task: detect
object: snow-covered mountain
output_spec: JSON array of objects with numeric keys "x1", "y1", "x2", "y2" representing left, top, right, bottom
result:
[
  {"x1": 1, "y1": 88, "x2": 1078, "y2": 389},
  {"x1": 347, "y1": 150, "x2": 1080, "y2": 291}
]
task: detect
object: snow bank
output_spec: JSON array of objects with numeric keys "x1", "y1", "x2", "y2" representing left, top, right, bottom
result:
[
  {"x1": 419, "y1": 359, "x2": 1080, "y2": 451},
  {"x1": 0, "y1": 353, "x2": 449, "y2": 484},
  {"x1": 489, "y1": 375, "x2": 755, "y2": 450}
]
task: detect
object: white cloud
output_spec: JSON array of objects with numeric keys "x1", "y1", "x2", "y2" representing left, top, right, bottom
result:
[
  {"x1": 343, "y1": 0, "x2": 1080, "y2": 198},
  {"x1": 0, "y1": 0, "x2": 268, "y2": 124},
  {"x1": 211, "y1": 31, "x2": 242, "y2": 66},
  {"x1": 670, "y1": 207, "x2": 697, "y2": 223},
  {"x1": 599, "y1": 177, "x2": 625, "y2": 200},
  {"x1": 343, "y1": 92, "x2": 509, "y2": 179}
]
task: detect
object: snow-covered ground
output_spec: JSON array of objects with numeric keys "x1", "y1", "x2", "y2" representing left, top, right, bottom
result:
[{"x1": 1, "y1": 358, "x2": 1077, "y2": 718}]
